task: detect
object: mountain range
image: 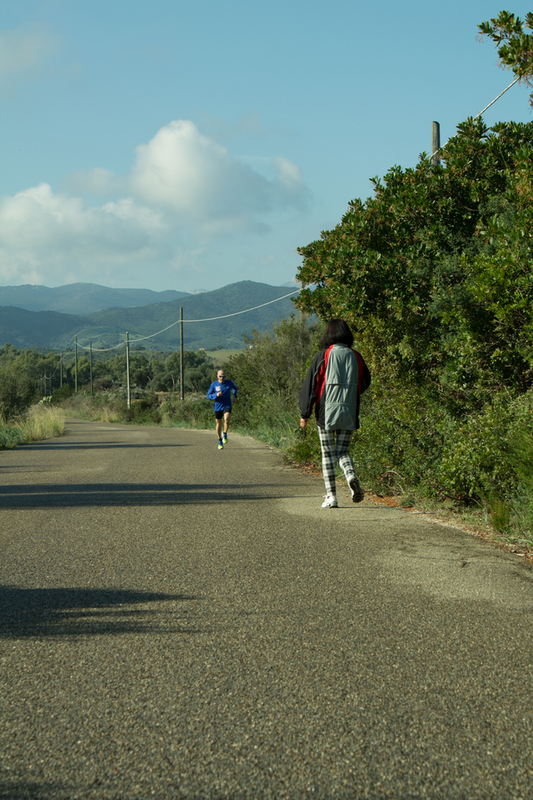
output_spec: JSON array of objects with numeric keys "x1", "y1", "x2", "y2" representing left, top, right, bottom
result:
[
  {"x1": 0, "y1": 283, "x2": 189, "y2": 315},
  {"x1": 0, "y1": 281, "x2": 301, "y2": 352}
]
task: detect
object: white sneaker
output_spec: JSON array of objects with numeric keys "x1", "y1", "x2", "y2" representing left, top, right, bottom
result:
[{"x1": 321, "y1": 494, "x2": 338, "y2": 508}]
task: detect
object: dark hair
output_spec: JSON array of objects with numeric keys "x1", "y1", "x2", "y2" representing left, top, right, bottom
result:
[{"x1": 318, "y1": 319, "x2": 354, "y2": 350}]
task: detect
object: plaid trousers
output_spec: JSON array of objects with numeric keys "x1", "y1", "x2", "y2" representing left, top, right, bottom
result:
[{"x1": 318, "y1": 428, "x2": 356, "y2": 496}]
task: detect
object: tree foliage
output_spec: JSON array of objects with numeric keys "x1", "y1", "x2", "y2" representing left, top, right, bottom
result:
[
  {"x1": 478, "y1": 10, "x2": 533, "y2": 104},
  {"x1": 295, "y1": 117, "x2": 533, "y2": 412}
]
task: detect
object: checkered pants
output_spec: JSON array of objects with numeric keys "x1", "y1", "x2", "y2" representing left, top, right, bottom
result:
[{"x1": 318, "y1": 428, "x2": 356, "y2": 496}]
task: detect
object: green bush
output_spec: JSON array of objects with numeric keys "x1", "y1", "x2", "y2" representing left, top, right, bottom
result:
[
  {"x1": 124, "y1": 393, "x2": 162, "y2": 424},
  {"x1": 438, "y1": 390, "x2": 533, "y2": 502},
  {"x1": 0, "y1": 365, "x2": 36, "y2": 420},
  {"x1": 51, "y1": 384, "x2": 73, "y2": 404},
  {"x1": 352, "y1": 379, "x2": 446, "y2": 497},
  {"x1": 164, "y1": 396, "x2": 213, "y2": 429}
]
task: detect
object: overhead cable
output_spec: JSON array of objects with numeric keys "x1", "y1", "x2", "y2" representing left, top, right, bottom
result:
[
  {"x1": 430, "y1": 77, "x2": 520, "y2": 161},
  {"x1": 74, "y1": 288, "x2": 300, "y2": 350}
]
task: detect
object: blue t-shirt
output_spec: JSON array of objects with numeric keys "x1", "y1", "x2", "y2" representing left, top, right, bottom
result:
[{"x1": 207, "y1": 380, "x2": 237, "y2": 411}]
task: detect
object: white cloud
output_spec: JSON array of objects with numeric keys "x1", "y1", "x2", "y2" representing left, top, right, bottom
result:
[
  {"x1": 0, "y1": 24, "x2": 59, "y2": 88},
  {"x1": 129, "y1": 120, "x2": 308, "y2": 223},
  {"x1": 0, "y1": 184, "x2": 164, "y2": 284},
  {"x1": 63, "y1": 120, "x2": 309, "y2": 231},
  {"x1": 0, "y1": 119, "x2": 310, "y2": 287}
]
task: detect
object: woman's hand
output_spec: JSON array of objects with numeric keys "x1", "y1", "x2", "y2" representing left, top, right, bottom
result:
[{"x1": 300, "y1": 417, "x2": 308, "y2": 429}]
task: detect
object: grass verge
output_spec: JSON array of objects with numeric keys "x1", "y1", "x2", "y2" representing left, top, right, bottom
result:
[{"x1": 0, "y1": 404, "x2": 65, "y2": 449}]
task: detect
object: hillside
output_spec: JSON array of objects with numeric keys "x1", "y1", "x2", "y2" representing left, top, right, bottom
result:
[
  {"x1": 0, "y1": 281, "x2": 300, "y2": 351},
  {"x1": 86, "y1": 281, "x2": 299, "y2": 350},
  {"x1": 0, "y1": 306, "x2": 87, "y2": 350},
  {"x1": 0, "y1": 283, "x2": 189, "y2": 314}
]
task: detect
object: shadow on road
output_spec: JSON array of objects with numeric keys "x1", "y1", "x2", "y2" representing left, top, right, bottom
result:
[
  {"x1": 0, "y1": 781, "x2": 72, "y2": 800},
  {"x1": 0, "y1": 585, "x2": 200, "y2": 639},
  {"x1": 12, "y1": 441, "x2": 190, "y2": 451},
  {"x1": 0, "y1": 482, "x2": 277, "y2": 508}
]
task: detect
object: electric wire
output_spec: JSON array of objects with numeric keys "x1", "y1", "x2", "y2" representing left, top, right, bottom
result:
[
  {"x1": 430, "y1": 77, "x2": 520, "y2": 161},
  {"x1": 74, "y1": 288, "x2": 300, "y2": 350}
]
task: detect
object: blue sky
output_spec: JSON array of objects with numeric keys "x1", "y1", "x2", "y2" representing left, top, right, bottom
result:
[{"x1": 1, "y1": 0, "x2": 532, "y2": 293}]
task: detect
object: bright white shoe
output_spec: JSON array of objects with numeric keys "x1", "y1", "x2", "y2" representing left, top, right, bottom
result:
[{"x1": 321, "y1": 494, "x2": 338, "y2": 508}]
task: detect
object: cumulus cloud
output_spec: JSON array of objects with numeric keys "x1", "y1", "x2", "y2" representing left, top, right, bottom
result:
[
  {"x1": 0, "y1": 24, "x2": 59, "y2": 88},
  {"x1": 0, "y1": 119, "x2": 310, "y2": 287},
  {"x1": 69, "y1": 120, "x2": 309, "y2": 225},
  {"x1": 0, "y1": 184, "x2": 164, "y2": 284}
]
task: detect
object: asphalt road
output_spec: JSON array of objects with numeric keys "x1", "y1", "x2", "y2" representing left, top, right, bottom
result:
[{"x1": 1, "y1": 419, "x2": 532, "y2": 800}]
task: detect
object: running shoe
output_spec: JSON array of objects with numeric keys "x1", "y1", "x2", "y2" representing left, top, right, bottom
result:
[
  {"x1": 321, "y1": 494, "x2": 338, "y2": 508},
  {"x1": 349, "y1": 476, "x2": 364, "y2": 503},
  {"x1": 218, "y1": 439, "x2": 224, "y2": 450}
]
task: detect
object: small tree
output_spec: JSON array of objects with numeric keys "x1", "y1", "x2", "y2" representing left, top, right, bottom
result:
[{"x1": 0, "y1": 365, "x2": 36, "y2": 420}]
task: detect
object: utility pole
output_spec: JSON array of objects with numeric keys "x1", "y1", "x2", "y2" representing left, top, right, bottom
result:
[
  {"x1": 180, "y1": 307, "x2": 184, "y2": 402},
  {"x1": 75, "y1": 336, "x2": 78, "y2": 393},
  {"x1": 89, "y1": 341, "x2": 93, "y2": 395},
  {"x1": 126, "y1": 332, "x2": 131, "y2": 409},
  {"x1": 432, "y1": 121, "x2": 441, "y2": 167}
]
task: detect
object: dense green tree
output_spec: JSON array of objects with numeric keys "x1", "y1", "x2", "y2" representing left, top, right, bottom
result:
[{"x1": 295, "y1": 117, "x2": 533, "y2": 410}]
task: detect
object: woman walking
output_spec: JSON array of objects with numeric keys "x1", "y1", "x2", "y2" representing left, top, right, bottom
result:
[{"x1": 299, "y1": 319, "x2": 371, "y2": 508}]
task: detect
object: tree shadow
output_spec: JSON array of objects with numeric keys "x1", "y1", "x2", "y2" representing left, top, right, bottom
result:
[
  {"x1": 0, "y1": 585, "x2": 201, "y2": 639},
  {"x1": 0, "y1": 482, "x2": 275, "y2": 508},
  {"x1": 0, "y1": 781, "x2": 65, "y2": 799},
  {"x1": 15, "y1": 441, "x2": 190, "y2": 451}
]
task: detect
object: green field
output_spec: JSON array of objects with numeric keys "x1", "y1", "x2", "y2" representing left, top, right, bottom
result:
[{"x1": 203, "y1": 348, "x2": 243, "y2": 364}]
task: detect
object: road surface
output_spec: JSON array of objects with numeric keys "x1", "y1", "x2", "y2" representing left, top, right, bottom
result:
[{"x1": 1, "y1": 419, "x2": 532, "y2": 799}]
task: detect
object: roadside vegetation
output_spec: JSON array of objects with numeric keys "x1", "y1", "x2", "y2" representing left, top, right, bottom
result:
[
  {"x1": 1, "y1": 11, "x2": 532, "y2": 553},
  {"x1": 0, "y1": 402, "x2": 65, "y2": 449}
]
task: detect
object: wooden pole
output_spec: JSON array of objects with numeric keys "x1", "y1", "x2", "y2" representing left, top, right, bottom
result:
[
  {"x1": 126, "y1": 332, "x2": 131, "y2": 409},
  {"x1": 432, "y1": 121, "x2": 441, "y2": 167},
  {"x1": 89, "y1": 341, "x2": 93, "y2": 395},
  {"x1": 180, "y1": 307, "x2": 184, "y2": 401}
]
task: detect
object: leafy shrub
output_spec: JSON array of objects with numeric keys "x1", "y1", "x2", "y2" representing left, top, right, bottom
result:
[
  {"x1": 438, "y1": 390, "x2": 533, "y2": 502},
  {"x1": 51, "y1": 384, "x2": 73, "y2": 404},
  {"x1": 0, "y1": 365, "x2": 36, "y2": 420}
]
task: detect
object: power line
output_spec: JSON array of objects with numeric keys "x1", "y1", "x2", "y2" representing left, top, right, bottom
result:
[
  {"x1": 74, "y1": 288, "x2": 300, "y2": 350},
  {"x1": 430, "y1": 77, "x2": 520, "y2": 161}
]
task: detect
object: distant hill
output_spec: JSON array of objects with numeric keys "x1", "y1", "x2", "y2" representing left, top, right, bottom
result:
[
  {"x1": 0, "y1": 283, "x2": 189, "y2": 315},
  {"x1": 0, "y1": 306, "x2": 88, "y2": 350},
  {"x1": 0, "y1": 281, "x2": 301, "y2": 351}
]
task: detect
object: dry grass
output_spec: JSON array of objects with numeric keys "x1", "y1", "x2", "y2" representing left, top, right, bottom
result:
[
  {"x1": 0, "y1": 404, "x2": 65, "y2": 448},
  {"x1": 23, "y1": 404, "x2": 66, "y2": 441}
]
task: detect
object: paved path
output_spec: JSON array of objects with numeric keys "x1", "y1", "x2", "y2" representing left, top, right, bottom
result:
[{"x1": 1, "y1": 419, "x2": 532, "y2": 800}]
